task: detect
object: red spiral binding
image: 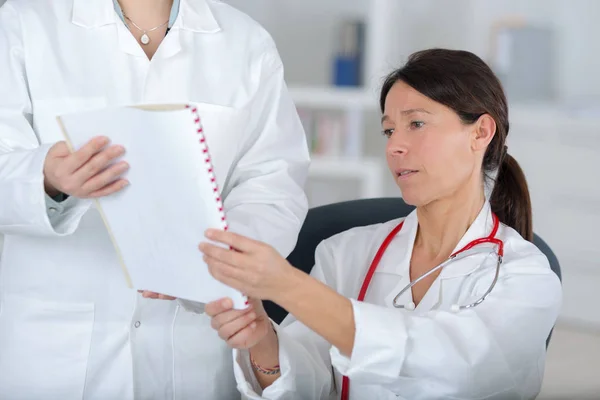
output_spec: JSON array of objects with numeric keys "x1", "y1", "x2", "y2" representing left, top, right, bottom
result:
[
  {"x1": 185, "y1": 105, "x2": 228, "y2": 232},
  {"x1": 186, "y1": 105, "x2": 249, "y2": 307}
]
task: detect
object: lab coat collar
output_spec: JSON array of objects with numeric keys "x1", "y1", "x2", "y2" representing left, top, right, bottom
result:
[
  {"x1": 72, "y1": 0, "x2": 117, "y2": 28},
  {"x1": 381, "y1": 201, "x2": 496, "y2": 312},
  {"x1": 376, "y1": 211, "x2": 419, "y2": 277},
  {"x1": 382, "y1": 201, "x2": 496, "y2": 280},
  {"x1": 439, "y1": 200, "x2": 496, "y2": 279},
  {"x1": 72, "y1": 0, "x2": 221, "y2": 33},
  {"x1": 177, "y1": 0, "x2": 221, "y2": 33}
]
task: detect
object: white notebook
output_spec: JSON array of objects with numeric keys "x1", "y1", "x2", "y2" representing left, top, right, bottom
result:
[{"x1": 57, "y1": 104, "x2": 248, "y2": 309}]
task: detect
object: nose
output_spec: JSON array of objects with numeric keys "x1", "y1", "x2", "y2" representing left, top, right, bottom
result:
[{"x1": 386, "y1": 134, "x2": 407, "y2": 157}]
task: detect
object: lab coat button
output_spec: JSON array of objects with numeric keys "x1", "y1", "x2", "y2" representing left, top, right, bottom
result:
[
  {"x1": 134, "y1": 321, "x2": 141, "y2": 328},
  {"x1": 48, "y1": 207, "x2": 58, "y2": 214}
]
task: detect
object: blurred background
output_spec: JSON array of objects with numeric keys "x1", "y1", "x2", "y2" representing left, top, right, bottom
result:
[
  {"x1": 0, "y1": 0, "x2": 597, "y2": 397},
  {"x1": 224, "y1": 1, "x2": 600, "y2": 398}
]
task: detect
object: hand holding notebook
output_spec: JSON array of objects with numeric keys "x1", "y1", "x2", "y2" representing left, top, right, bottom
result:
[
  {"x1": 57, "y1": 104, "x2": 248, "y2": 309},
  {"x1": 42, "y1": 136, "x2": 129, "y2": 199}
]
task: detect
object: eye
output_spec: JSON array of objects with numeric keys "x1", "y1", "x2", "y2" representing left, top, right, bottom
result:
[
  {"x1": 381, "y1": 128, "x2": 394, "y2": 138},
  {"x1": 410, "y1": 121, "x2": 425, "y2": 130}
]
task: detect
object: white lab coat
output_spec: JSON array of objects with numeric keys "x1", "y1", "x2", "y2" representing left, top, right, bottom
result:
[
  {"x1": 0, "y1": 0, "x2": 309, "y2": 399},
  {"x1": 234, "y1": 202, "x2": 563, "y2": 400}
]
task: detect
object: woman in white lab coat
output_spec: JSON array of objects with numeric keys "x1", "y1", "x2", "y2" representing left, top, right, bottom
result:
[
  {"x1": 200, "y1": 49, "x2": 563, "y2": 400},
  {"x1": 0, "y1": 0, "x2": 309, "y2": 399}
]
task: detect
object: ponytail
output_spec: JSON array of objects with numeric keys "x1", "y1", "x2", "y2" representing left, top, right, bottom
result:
[{"x1": 489, "y1": 152, "x2": 533, "y2": 241}]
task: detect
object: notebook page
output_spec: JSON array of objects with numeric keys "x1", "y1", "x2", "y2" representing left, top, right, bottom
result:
[{"x1": 58, "y1": 105, "x2": 247, "y2": 309}]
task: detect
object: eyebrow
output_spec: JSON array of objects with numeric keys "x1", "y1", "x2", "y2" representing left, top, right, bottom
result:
[{"x1": 381, "y1": 108, "x2": 432, "y2": 124}]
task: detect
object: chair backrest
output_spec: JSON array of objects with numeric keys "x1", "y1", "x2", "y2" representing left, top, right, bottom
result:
[{"x1": 266, "y1": 198, "x2": 562, "y2": 348}]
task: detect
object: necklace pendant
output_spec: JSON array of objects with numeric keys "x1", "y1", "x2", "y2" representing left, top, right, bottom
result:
[{"x1": 140, "y1": 33, "x2": 150, "y2": 45}]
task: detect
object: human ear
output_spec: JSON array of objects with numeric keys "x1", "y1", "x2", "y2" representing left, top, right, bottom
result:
[{"x1": 471, "y1": 114, "x2": 496, "y2": 151}]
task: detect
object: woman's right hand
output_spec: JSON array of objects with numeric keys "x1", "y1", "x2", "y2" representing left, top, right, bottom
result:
[
  {"x1": 43, "y1": 136, "x2": 129, "y2": 198},
  {"x1": 205, "y1": 298, "x2": 273, "y2": 350},
  {"x1": 208, "y1": 298, "x2": 281, "y2": 388}
]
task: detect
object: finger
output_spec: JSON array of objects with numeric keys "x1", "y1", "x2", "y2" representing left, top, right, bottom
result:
[
  {"x1": 158, "y1": 294, "x2": 177, "y2": 300},
  {"x1": 205, "y1": 298, "x2": 234, "y2": 317},
  {"x1": 217, "y1": 310, "x2": 258, "y2": 340},
  {"x1": 79, "y1": 160, "x2": 129, "y2": 195},
  {"x1": 205, "y1": 255, "x2": 247, "y2": 289},
  {"x1": 50, "y1": 141, "x2": 72, "y2": 158},
  {"x1": 204, "y1": 229, "x2": 259, "y2": 253},
  {"x1": 199, "y1": 243, "x2": 248, "y2": 268},
  {"x1": 86, "y1": 178, "x2": 129, "y2": 198},
  {"x1": 141, "y1": 290, "x2": 159, "y2": 299},
  {"x1": 226, "y1": 323, "x2": 258, "y2": 349},
  {"x1": 64, "y1": 136, "x2": 110, "y2": 173},
  {"x1": 73, "y1": 145, "x2": 126, "y2": 183},
  {"x1": 211, "y1": 304, "x2": 255, "y2": 331}
]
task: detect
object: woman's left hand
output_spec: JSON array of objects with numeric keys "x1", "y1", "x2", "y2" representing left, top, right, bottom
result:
[{"x1": 199, "y1": 229, "x2": 299, "y2": 302}]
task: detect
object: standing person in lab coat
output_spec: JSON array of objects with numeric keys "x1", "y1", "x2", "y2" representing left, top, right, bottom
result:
[
  {"x1": 0, "y1": 0, "x2": 309, "y2": 399},
  {"x1": 201, "y1": 49, "x2": 563, "y2": 400}
]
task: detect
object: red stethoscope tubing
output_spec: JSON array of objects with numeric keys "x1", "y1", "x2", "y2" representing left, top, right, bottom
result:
[{"x1": 340, "y1": 213, "x2": 502, "y2": 400}]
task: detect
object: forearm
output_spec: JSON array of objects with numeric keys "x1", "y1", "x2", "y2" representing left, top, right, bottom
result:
[
  {"x1": 0, "y1": 146, "x2": 88, "y2": 236},
  {"x1": 249, "y1": 324, "x2": 280, "y2": 388},
  {"x1": 275, "y1": 269, "x2": 355, "y2": 356}
]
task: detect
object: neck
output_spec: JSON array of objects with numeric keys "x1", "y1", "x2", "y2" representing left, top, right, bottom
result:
[
  {"x1": 414, "y1": 178, "x2": 486, "y2": 260},
  {"x1": 118, "y1": 0, "x2": 173, "y2": 22}
]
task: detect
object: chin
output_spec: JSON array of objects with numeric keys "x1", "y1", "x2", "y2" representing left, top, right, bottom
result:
[{"x1": 399, "y1": 189, "x2": 429, "y2": 207}]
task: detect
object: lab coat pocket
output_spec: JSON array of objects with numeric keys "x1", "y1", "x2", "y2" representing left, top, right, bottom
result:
[
  {"x1": 190, "y1": 102, "x2": 249, "y2": 188},
  {"x1": 0, "y1": 294, "x2": 95, "y2": 399}
]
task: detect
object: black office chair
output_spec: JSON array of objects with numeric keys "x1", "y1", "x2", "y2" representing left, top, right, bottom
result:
[{"x1": 265, "y1": 198, "x2": 562, "y2": 346}]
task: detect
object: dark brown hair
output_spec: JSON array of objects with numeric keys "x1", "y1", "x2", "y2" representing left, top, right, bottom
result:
[{"x1": 380, "y1": 48, "x2": 533, "y2": 241}]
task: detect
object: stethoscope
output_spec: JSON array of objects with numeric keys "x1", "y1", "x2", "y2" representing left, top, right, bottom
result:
[{"x1": 341, "y1": 213, "x2": 504, "y2": 400}]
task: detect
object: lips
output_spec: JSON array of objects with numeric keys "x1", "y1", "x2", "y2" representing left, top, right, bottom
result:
[
  {"x1": 398, "y1": 170, "x2": 417, "y2": 176},
  {"x1": 396, "y1": 169, "x2": 418, "y2": 179}
]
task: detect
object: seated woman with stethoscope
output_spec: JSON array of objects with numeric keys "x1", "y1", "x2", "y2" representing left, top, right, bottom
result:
[{"x1": 198, "y1": 48, "x2": 563, "y2": 400}]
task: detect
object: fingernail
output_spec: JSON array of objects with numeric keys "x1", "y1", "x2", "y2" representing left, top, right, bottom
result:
[
  {"x1": 221, "y1": 299, "x2": 232, "y2": 308},
  {"x1": 248, "y1": 312, "x2": 256, "y2": 319},
  {"x1": 250, "y1": 322, "x2": 257, "y2": 329}
]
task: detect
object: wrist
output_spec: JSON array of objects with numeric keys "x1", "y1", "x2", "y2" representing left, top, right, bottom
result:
[
  {"x1": 44, "y1": 182, "x2": 61, "y2": 198},
  {"x1": 250, "y1": 322, "x2": 278, "y2": 356},
  {"x1": 249, "y1": 322, "x2": 279, "y2": 366},
  {"x1": 43, "y1": 173, "x2": 60, "y2": 198},
  {"x1": 273, "y1": 266, "x2": 311, "y2": 311}
]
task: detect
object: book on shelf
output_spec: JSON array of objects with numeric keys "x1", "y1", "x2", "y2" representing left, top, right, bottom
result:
[{"x1": 297, "y1": 107, "x2": 364, "y2": 159}]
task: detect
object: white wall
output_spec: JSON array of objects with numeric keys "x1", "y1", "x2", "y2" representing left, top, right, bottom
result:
[{"x1": 226, "y1": 0, "x2": 370, "y2": 86}]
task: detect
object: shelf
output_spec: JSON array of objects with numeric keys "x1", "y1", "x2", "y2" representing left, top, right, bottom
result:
[{"x1": 289, "y1": 86, "x2": 379, "y2": 111}]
